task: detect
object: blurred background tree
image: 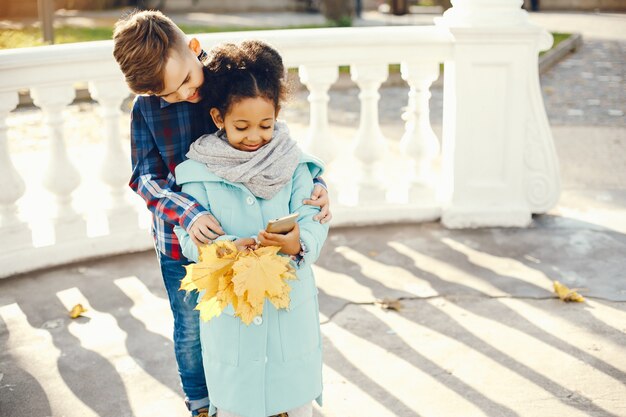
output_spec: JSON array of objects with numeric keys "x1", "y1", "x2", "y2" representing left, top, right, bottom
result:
[
  {"x1": 320, "y1": 0, "x2": 354, "y2": 25},
  {"x1": 432, "y1": 0, "x2": 452, "y2": 10}
]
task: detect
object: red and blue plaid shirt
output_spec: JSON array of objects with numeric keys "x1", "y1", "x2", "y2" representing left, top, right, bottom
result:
[{"x1": 129, "y1": 94, "x2": 216, "y2": 260}]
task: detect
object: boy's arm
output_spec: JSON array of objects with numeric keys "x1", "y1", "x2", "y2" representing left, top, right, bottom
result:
[
  {"x1": 173, "y1": 182, "x2": 251, "y2": 262},
  {"x1": 289, "y1": 165, "x2": 330, "y2": 267},
  {"x1": 305, "y1": 174, "x2": 331, "y2": 223},
  {"x1": 173, "y1": 182, "x2": 210, "y2": 263},
  {"x1": 129, "y1": 101, "x2": 217, "y2": 236}
]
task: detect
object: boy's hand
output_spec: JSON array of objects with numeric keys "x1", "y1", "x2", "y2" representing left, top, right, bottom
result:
[
  {"x1": 303, "y1": 184, "x2": 331, "y2": 224},
  {"x1": 189, "y1": 214, "x2": 224, "y2": 246},
  {"x1": 257, "y1": 223, "x2": 301, "y2": 256}
]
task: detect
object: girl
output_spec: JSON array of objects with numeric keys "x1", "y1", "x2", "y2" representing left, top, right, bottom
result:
[{"x1": 174, "y1": 40, "x2": 328, "y2": 417}]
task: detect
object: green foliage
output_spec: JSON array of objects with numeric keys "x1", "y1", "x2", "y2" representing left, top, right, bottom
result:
[
  {"x1": 0, "y1": 23, "x2": 334, "y2": 50},
  {"x1": 327, "y1": 16, "x2": 353, "y2": 27},
  {"x1": 0, "y1": 26, "x2": 114, "y2": 49},
  {"x1": 540, "y1": 32, "x2": 570, "y2": 56}
]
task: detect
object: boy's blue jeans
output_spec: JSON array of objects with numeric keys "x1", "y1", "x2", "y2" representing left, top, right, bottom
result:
[{"x1": 157, "y1": 250, "x2": 210, "y2": 413}]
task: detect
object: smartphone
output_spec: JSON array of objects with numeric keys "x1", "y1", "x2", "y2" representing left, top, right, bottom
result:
[{"x1": 265, "y1": 212, "x2": 299, "y2": 234}]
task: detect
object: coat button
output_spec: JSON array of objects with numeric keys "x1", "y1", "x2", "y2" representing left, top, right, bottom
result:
[
  {"x1": 253, "y1": 316, "x2": 263, "y2": 325},
  {"x1": 246, "y1": 196, "x2": 255, "y2": 205}
]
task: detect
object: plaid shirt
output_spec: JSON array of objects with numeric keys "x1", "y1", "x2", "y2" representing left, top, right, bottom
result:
[{"x1": 129, "y1": 94, "x2": 216, "y2": 260}]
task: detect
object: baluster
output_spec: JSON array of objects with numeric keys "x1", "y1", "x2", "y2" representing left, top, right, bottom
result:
[
  {"x1": 298, "y1": 65, "x2": 338, "y2": 163},
  {"x1": 31, "y1": 85, "x2": 80, "y2": 215},
  {"x1": 400, "y1": 61, "x2": 440, "y2": 201},
  {"x1": 350, "y1": 63, "x2": 389, "y2": 203},
  {"x1": 88, "y1": 79, "x2": 131, "y2": 214},
  {"x1": 0, "y1": 92, "x2": 23, "y2": 227},
  {"x1": 298, "y1": 65, "x2": 340, "y2": 204}
]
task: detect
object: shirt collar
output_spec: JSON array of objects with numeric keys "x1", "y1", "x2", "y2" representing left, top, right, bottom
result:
[{"x1": 160, "y1": 97, "x2": 173, "y2": 108}]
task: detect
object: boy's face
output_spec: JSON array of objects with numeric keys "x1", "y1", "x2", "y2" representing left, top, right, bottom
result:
[
  {"x1": 211, "y1": 97, "x2": 279, "y2": 152},
  {"x1": 157, "y1": 38, "x2": 204, "y2": 104}
]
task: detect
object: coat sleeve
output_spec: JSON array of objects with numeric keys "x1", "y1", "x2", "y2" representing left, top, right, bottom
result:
[
  {"x1": 289, "y1": 164, "x2": 330, "y2": 268},
  {"x1": 173, "y1": 181, "x2": 211, "y2": 263}
]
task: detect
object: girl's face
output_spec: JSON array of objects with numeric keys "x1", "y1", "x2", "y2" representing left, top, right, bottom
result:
[{"x1": 211, "y1": 97, "x2": 279, "y2": 152}]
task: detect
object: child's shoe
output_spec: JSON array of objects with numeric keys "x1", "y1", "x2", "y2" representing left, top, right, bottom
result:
[
  {"x1": 271, "y1": 413, "x2": 289, "y2": 417},
  {"x1": 192, "y1": 408, "x2": 210, "y2": 417}
]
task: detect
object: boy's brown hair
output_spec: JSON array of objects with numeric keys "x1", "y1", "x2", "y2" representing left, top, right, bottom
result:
[{"x1": 113, "y1": 10, "x2": 188, "y2": 95}]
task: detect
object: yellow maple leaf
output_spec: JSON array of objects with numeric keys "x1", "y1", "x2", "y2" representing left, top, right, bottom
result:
[
  {"x1": 269, "y1": 282, "x2": 292, "y2": 310},
  {"x1": 68, "y1": 303, "x2": 87, "y2": 319},
  {"x1": 254, "y1": 245, "x2": 281, "y2": 257},
  {"x1": 196, "y1": 295, "x2": 223, "y2": 322},
  {"x1": 180, "y1": 241, "x2": 238, "y2": 295},
  {"x1": 232, "y1": 246, "x2": 291, "y2": 307},
  {"x1": 235, "y1": 298, "x2": 261, "y2": 325},
  {"x1": 199, "y1": 240, "x2": 238, "y2": 262},
  {"x1": 553, "y1": 280, "x2": 585, "y2": 302},
  {"x1": 216, "y1": 271, "x2": 238, "y2": 311}
]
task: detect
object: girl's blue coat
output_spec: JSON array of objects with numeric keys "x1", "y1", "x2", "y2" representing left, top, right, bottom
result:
[{"x1": 173, "y1": 154, "x2": 329, "y2": 417}]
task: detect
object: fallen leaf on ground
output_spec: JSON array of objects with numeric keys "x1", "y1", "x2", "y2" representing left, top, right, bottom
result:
[
  {"x1": 375, "y1": 298, "x2": 403, "y2": 311},
  {"x1": 68, "y1": 304, "x2": 87, "y2": 319},
  {"x1": 553, "y1": 280, "x2": 585, "y2": 302}
]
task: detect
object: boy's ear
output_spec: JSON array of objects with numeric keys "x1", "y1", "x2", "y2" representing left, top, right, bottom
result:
[
  {"x1": 188, "y1": 38, "x2": 202, "y2": 55},
  {"x1": 209, "y1": 108, "x2": 224, "y2": 129},
  {"x1": 275, "y1": 106, "x2": 281, "y2": 119}
]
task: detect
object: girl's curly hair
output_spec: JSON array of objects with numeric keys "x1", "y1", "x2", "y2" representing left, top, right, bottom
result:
[{"x1": 200, "y1": 40, "x2": 288, "y2": 117}]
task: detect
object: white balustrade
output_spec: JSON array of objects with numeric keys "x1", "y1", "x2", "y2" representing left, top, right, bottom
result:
[
  {"x1": 350, "y1": 63, "x2": 389, "y2": 202},
  {"x1": 0, "y1": 15, "x2": 560, "y2": 278},
  {"x1": 0, "y1": 91, "x2": 23, "y2": 227},
  {"x1": 400, "y1": 61, "x2": 441, "y2": 201}
]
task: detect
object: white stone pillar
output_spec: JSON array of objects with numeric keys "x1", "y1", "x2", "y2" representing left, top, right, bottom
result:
[
  {"x1": 0, "y1": 92, "x2": 23, "y2": 226},
  {"x1": 88, "y1": 79, "x2": 131, "y2": 211},
  {"x1": 31, "y1": 85, "x2": 80, "y2": 214},
  {"x1": 298, "y1": 65, "x2": 338, "y2": 163},
  {"x1": 350, "y1": 63, "x2": 389, "y2": 203},
  {"x1": 436, "y1": 0, "x2": 560, "y2": 228},
  {"x1": 400, "y1": 61, "x2": 440, "y2": 201}
]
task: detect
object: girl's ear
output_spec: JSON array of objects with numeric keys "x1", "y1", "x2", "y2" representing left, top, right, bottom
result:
[
  {"x1": 210, "y1": 108, "x2": 224, "y2": 129},
  {"x1": 275, "y1": 105, "x2": 281, "y2": 119}
]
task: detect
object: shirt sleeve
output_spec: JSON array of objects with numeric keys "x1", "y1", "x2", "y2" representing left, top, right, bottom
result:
[
  {"x1": 128, "y1": 100, "x2": 209, "y2": 231},
  {"x1": 312, "y1": 176, "x2": 327, "y2": 190}
]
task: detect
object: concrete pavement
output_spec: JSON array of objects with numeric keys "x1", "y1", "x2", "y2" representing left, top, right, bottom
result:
[{"x1": 1, "y1": 9, "x2": 625, "y2": 417}]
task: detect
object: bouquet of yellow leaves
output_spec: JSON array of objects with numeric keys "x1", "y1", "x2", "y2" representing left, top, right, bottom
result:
[{"x1": 180, "y1": 241, "x2": 296, "y2": 325}]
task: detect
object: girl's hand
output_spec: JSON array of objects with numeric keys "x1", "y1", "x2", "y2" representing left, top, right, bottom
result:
[
  {"x1": 233, "y1": 237, "x2": 257, "y2": 252},
  {"x1": 303, "y1": 184, "x2": 332, "y2": 224},
  {"x1": 257, "y1": 223, "x2": 301, "y2": 256}
]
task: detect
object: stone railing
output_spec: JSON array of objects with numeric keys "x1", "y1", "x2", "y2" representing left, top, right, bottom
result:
[{"x1": 0, "y1": 1, "x2": 561, "y2": 278}]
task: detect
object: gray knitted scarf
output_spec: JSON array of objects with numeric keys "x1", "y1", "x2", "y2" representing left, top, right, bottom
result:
[{"x1": 186, "y1": 120, "x2": 302, "y2": 200}]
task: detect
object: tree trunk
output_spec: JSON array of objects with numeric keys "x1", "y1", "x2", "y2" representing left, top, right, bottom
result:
[
  {"x1": 436, "y1": 0, "x2": 453, "y2": 10},
  {"x1": 320, "y1": 0, "x2": 354, "y2": 25}
]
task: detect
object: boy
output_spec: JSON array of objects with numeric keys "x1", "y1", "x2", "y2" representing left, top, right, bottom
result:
[{"x1": 112, "y1": 10, "x2": 331, "y2": 417}]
